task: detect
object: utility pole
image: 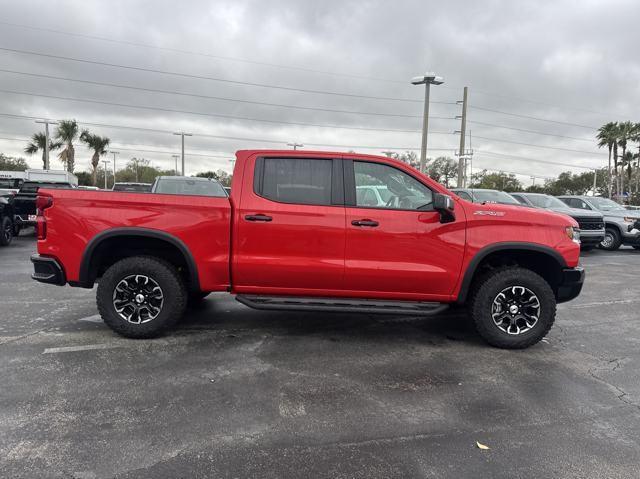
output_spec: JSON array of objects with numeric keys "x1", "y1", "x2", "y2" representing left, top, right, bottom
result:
[
  {"x1": 109, "y1": 151, "x2": 119, "y2": 183},
  {"x1": 171, "y1": 154, "x2": 180, "y2": 175},
  {"x1": 531, "y1": 176, "x2": 536, "y2": 187},
  {"x1": 173, "y1": 131, "x2": 192, "y2": 175},
  {"x1": 411, "y1": 73, "x2": 444, "y2": 173},
  {"x1": 102, "y1": 160, "x2": 110, "y2": 189},
  {"x1": 35, "y1": 119, "x2": 58, "y2": 170},
  {"x1": 456, "y1": 87, "x2": 468, "y2": 187},
  {"x1": 287, "y1": 142, "x2": 303, "y2": 150},
  {"x1": 592, "y1": 169, "x2": 598, "y2": 195}
]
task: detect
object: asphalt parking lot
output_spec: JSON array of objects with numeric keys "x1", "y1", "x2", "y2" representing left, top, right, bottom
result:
[{"x1": 1, "y1": 233, "x2": 640, "y2": 478}]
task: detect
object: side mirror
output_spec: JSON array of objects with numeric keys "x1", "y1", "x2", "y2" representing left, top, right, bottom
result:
[{"x1": 434, "y1": 193, "x2": 456, "y2": 223}]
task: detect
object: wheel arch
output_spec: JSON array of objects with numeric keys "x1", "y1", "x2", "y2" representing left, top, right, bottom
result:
[
  {"x1": 78, "y1": 227, "x2": 200, "y2": 291},
  {"x1": 456, "y1": 242, "x2": 568, "y2": 303}
]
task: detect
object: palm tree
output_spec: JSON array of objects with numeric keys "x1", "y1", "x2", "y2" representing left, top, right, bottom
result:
[
  {"x1": 24, "y1": 133, "x2": 62, "y2": 169},
  {"x1": 55, "y1": 119, "x2": 79, "y2": 173},
  {"x1": 631, "y1": 123, "x2": 640, "y2": 195},
  {"x1": 617, "y1": 121, "x2": 634, "y2": 198},
  {"x1": 597, "y1": 121, "x2": 618, "y2": 198},
  {"x1": 80, "y1": 130, "x2": 110, "y2": 186}
]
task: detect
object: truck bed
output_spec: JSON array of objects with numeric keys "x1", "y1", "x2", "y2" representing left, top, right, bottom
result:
[{"x1": 38, "y1": 189, "x2": 232, "y2": 291}]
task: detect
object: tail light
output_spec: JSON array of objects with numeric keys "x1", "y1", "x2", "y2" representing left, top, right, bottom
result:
[{"x1": 36, "y1": 195, "x2": 53, "y2": 240}]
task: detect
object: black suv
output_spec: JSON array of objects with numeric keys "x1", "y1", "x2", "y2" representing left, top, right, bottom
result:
[{"x1": 0, "y1": 193, "x2": 15, "y2": 246}]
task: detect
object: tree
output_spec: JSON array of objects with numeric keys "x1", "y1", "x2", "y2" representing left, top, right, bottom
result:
[
  {"x1": 75, "y1": 171, "x2": 93, "y2": 186},
  {"x1": 426, "y1": 157, "x2": 458, "y2": 187},
  {"x1": 617, "y1": 121, "x2": 634, "y2": 196},
  {"x1": 525, "y1": 184, "x2": 545, "y2": 193},
  {"x1": 597, "y1": 122, "x2": 618, "y2": 198},
  {"x1": 381, "y1": 151, "x2": 419, "y2": 169},
  {"x1": 79, "y1": 130, "x2": 110, "y2": 186},
  {"x1": 196, "y1": 169, "x2": 232, "y2": 186},
  {"x1": 0, "y1": 153, "x2": 28, "y2": 171},
  {"x1": 55, "y1": 120, "x2": 80, "y2": 173},
  {"x1": 24, "y1": 133, "x2": 62, "y2": 169},
  {"x1": 469, "y1": 170, "x2": 522, "y2": 192}
]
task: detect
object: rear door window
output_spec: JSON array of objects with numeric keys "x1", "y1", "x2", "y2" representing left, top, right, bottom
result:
[{"x1": 257, "y1": 158, "x2": 334, "y2": 206}]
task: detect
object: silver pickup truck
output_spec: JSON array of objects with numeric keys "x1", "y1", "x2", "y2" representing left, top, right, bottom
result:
[
  {"x1": 558, "y1": 195, "x2": 640, "y2": 250},
  {"x1": 510, "y1": 193, "x2": 605, "y2": 251}
]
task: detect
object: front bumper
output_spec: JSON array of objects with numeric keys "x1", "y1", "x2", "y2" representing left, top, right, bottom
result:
[
  {"x1": 556, "y1": 266, "x2": 585, "y2": 303},
  {"x1": 15, "y1": 214, "x2": 36, "y2": 227},
  {"x1": 579, "y1": 229, "x2": 605, "y2": 246},
  {"x1": 31, "y1": 254, "x2": 66, "y2": 286}
]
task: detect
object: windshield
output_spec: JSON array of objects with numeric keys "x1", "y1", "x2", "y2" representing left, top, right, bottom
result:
[
  {"x1": 588, "y1": 197, "x2": 626, "y2": 211},
  {"x1": 526, "y1": 194, "x2": 567, "y2": 209},
  {"x1": 154, "y1": 178, "x2": 226, "y2": 197},
  {"x1": 465, "y1": 190, "x2": 520, "y2": 205}
]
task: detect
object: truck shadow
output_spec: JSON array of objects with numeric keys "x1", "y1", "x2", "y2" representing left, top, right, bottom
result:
[{"x1": 178, "y1": 298, "x2": 482, "y2": 347}]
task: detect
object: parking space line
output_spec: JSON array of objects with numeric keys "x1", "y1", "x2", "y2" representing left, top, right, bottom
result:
[{"x1": 43, "y1": 344, "x2": 121, "y2": 354}]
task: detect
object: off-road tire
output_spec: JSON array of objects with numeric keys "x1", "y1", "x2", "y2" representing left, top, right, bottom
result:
[
  {"x1": 97, "y1": 256, "x2": 187, "y2": 338},
  {"x1": 470, "y1": 267, "x2": 556, "y2": 349},
  {"x1": 600, "y1": 227, "x2": 621, "y2": 251},
  {"x1": 0, "y1": 216, "x2": 13, "y2": 246}
]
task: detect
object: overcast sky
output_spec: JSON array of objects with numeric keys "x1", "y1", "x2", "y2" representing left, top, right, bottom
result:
[{"x1": 0, "y1": 0, "x2": 638, "y2": 182}]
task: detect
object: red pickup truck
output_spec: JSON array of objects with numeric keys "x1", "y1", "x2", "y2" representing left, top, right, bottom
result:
[{"x1": 31, "y1": 150, "x2": 584, "y2": 348}]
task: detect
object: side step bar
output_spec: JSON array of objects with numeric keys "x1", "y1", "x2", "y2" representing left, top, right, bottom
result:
[{"x1": 236, "y1": 295, "x2": 449, "y2": 316}]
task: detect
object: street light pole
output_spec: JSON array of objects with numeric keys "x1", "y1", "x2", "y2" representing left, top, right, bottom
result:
[
  {"x1": 109, "y1": 151, "x2": 119, "y2": 183},
  {"x1": 35, "y1": 119, "x2": 58, "y2": 170},
  {"x1": 102, "y1": 160, "x2": 110, "y2": 189},
  {"x1": 171, "y1": 154, "x2": 180, "y2": 175},
  {"x1": 173, "y1": 132, "x2": 193, "y2": 175},
  {"x1": 411, "y1": 73, "x2": 444, "y2": 174},
  {"x1": 287, "y1": 142, "x2": 303, "y2": 150}
]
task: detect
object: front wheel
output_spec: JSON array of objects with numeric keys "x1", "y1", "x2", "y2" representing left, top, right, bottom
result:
[
  {"x1": 600, "y1": 227, "x2": 621, "y2": 251},
  {"x1": 97, "y1": 256, "x2": 187, "y2": 338},
  {"x1": 0, "y1": 216, "x2": 13, "y2": 246},
  {"x1": 470, "y1": 267, "x2": 556, "y2": 349}
]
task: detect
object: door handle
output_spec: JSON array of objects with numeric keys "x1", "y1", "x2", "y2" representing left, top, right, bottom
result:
[
  {"x1": 351, "y1": 219, "x2": 379, "y2": 227},
  {"x1": 245, "y1": 214, "x2": 272, "y2": 222}
]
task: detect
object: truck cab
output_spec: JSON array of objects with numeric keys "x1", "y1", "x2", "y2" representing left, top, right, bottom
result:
[{"x1": 31, "y1": 150, "x2": 584, "y2": 349}]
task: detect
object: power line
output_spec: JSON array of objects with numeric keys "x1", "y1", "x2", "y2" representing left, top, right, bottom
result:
[
  {"x1": 476, "y1": 149, "x2": 600, "y2": 170},
  {"x1": 0, "y1": 113, "x2": 456, "y2": 151},
  {"x1": 0, "y1": 20, "x2": 408, "y2": 85},
  {"x1": 0, "y1": 46, "x2": 457, "y2": 104},
  {"x1": 471, "y1": 134, "x2": 601, "y2": 156},
  {"x1": 469, "y1": 105, "x2": 598, "y2": 130},
  {"x1": 467, "y1": 120, "x2": 593, "y2": 143},
  {"x1": 2, "y1": 23, "x2": 628, "y2": 119},
  {"x1": 0, "y1": 88, "x2": 456, "y2": 133},
  {"x1": 0, "y1": 68, "x2": 432, "y2": 119}
]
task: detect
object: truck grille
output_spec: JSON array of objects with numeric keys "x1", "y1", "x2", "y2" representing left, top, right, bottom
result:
[{"x1": 575, "y1": 217, "x2": 604, "y2": 230}]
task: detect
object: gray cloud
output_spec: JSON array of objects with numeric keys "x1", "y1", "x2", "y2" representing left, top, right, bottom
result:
[{"x1": 0, "y1": 0, "x2": 638, "y2": 182}]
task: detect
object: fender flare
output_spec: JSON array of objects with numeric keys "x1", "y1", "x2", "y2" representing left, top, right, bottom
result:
[
  {"x1": 78, "y1": 227, "x2": 200, "y2": 290},
  {"x1": 456, "y1": 242, "x2": 568, "y2": 303}
]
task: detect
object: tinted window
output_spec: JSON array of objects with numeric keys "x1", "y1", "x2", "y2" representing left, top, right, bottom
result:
[
  {"x1": 113, "y1": 183, "x2": 151, "y2": 192},
  {"x1": 525, "y1": 194, "x2": 567, "y2": 208},
  {"x1": 261, "y1": 158, "x2": 333, "y2": 205},
  {"x1": 154, "y1": 179, "x2": 225, "y2": 197},
  {"x1": 20, "y1": 182, "x2": 72, "y2": 193},
  {"x1": 510, "y1": 194, "x2": 528, "y2": 205},
  {"x1": 354, "y1": 161, "x2": 432, "y2": 210}
]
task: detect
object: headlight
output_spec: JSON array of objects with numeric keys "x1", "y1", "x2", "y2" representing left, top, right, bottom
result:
[{"x1": 565, "y1": 226, "x2": 580, "y2": 243}]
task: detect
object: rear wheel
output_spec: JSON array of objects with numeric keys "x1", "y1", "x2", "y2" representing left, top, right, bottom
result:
[
  {"x1": 97, "y1": 256, "x2": 187, "y2": 338},
  {"x1": 600, "y1": 227, "x2": 621, "y2": 251},
  {"x1": 0, "y1": 216, "x2": 13, "y2": 246},
  {"x1": 633, "y1": 245, "x2": 640, "y2": 250},
  {"x1": 470, "y1": 267, "x2": 556, "y2": 349}
]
